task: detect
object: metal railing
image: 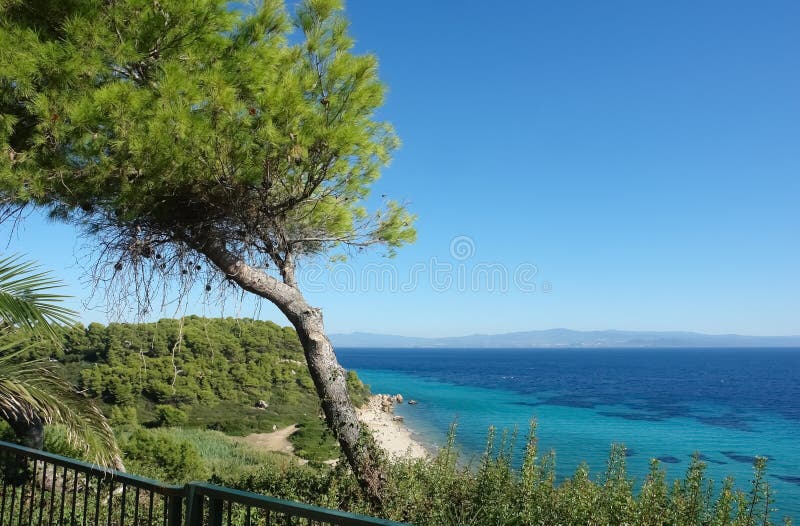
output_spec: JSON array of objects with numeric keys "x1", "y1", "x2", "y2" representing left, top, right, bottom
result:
[{"x1": 0, "y1": 440, "x2": 406, "y2": 526}]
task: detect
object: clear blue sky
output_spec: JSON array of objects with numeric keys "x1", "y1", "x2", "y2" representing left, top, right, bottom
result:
[{"x1": 2, "y1": 1, "x2": 798, "y2": 336}]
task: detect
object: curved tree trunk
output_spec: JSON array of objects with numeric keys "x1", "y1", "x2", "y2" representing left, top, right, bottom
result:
[
  {"x1": 0, "y1": 411, "x2": 44, "y2": 485},
  {"x1": 0, "y1": 406, "x2": 125, "y2": 472},
  {"x1": 198, "y1": 238, "x2": 386, "y2": 505},
  {"x1": 3, "y1": 413, "x2": 44, "y2": 450},
  {"x1": 286, "y1": 301, "x2": 387, "y2": 503}
]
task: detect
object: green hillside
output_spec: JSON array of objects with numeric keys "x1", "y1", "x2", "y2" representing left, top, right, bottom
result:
[{"x1": 24, "y1": 316, "x2": 369, "y2": 462}]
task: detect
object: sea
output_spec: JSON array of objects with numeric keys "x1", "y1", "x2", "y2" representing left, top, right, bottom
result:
[{"x1": 337, "y1": 348, "x2": 800, "y2": 520}]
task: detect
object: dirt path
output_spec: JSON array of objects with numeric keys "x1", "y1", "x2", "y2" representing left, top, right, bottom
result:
[{"x1": 237, "y1": 424, "x2": 298, "y2": 454}]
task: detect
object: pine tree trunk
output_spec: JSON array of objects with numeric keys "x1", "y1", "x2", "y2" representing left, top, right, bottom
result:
[
  {"x1": 285, "y1": 301, "x2": 387, "y2": 504},
  {"x1": 197, "y1": 238, "x2": 387, "y2": 505}
]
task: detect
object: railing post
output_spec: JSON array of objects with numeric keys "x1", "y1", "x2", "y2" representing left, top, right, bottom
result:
[
  {"x1": 167, "y1": 494, "x2": 183, "y2": 526},
  {"x1": 208, "y1": 496, "x2": 224, "y2": 526},
  {"x1": 184, "y1": 483, "x2": 204, "y2": 526}
]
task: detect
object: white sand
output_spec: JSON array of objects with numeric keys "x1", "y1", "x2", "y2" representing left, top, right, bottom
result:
[{"x1": 357, "y1": 395, "x2": 428, "y2": 460}]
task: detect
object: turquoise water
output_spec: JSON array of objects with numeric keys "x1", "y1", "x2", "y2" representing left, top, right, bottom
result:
[{"x1": 338, "y1": 348, "x2": 800, "y2": 519}]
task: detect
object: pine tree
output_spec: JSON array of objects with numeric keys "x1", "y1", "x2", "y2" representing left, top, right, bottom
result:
[{"x1": 0, "y1": 0, "x2": 415, "y2": 503}]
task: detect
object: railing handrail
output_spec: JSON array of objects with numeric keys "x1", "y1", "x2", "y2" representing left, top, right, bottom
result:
[
  {"x1": 0, "y1": 439, "x2": 408, "y2": 525},
  {"x1": 0, "y1": 439, "x2": 184, "y2": 495},
  {"x1": 189, "y1": 482, "x2": 405, "y2": 526}
]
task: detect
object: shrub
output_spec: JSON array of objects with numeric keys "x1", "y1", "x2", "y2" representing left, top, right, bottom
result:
[
  {"x1": 122, "y1": 429, "x2": 206, "y2": 483},
  {"x1": 154, "y1": 405, "x2": 188, "y2": 427},
  {"x1": 109, "y1": 405, "x2": 138, "y2": 430},
  {"x1": 346, "y1": 370, "x2": 371, "y2": 407}
]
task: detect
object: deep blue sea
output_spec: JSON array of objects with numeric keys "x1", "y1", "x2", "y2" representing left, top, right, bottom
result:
[{"x1": 337, "y1": 348, "x2": 800, "y2": 520}]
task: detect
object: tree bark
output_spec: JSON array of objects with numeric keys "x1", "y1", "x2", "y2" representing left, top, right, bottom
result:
[
  {"x1": 0, "y1": 410, "x2": 44, "y2": 485},
  {"x1": 0, "y1": 407, "x2": 126, "y2": 472},
  {"x1": 1, "y1": 410, "x2": 44, "y2": 450},
  {"x1": 197, "y1": 237, "x2": 386, "y2": 505}
]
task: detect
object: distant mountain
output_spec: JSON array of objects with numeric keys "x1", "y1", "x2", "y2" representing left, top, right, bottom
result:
[{"x1": 330, "y1": 329, "x2": 800, "y2": 348}]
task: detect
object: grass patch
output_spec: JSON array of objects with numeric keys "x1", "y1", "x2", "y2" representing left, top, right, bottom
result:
[
  {"x1": 289, "y1": 419, "x2": 340, "y2": 462},
  {"x1": 158, "y1": 427, "x2": 293, "y2": 479}
]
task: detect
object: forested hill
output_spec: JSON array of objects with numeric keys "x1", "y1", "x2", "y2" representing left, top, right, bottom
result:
[{"x1": 32, "y1": 317, "x2": 369, "y2": 441}]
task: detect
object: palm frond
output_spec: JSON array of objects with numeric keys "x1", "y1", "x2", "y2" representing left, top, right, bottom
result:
[
  {"x1": 0, "y1": 345, "x2": 123, "y2": 468},
  {"x1": 0, "y1": 255, "x2": 121, "y2": 469},
  {"x1": 0, "y1": 255, "x2": 77, "y2": 340}
]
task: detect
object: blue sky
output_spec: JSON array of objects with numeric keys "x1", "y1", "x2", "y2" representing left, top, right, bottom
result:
[{"x1": 2, "y1": 1, "x2": 799, "y2": 336}]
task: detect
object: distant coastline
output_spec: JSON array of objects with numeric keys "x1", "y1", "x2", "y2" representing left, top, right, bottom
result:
[{"x1": 331, "y1": 328, "x2": 800, "y2": 349}]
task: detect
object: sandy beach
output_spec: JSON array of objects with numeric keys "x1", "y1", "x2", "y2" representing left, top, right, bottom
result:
[
  {"x1": 357, "y1": 394, "x2": 428, "y2": 460},
  {"x1": 238, "y1": 395, "x2": 428, "y2": 463}
]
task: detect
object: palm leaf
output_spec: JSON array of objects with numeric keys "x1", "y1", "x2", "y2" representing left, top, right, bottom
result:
[
  {"x1": 0, "y1": 339, "x2": 123, "y2": 468},
  {"x1": 0, "y1": 255, "x2": 122, "y2": 468},
  {"x1": 0, "y1": 254, "x2": 77, "y2": 339}
]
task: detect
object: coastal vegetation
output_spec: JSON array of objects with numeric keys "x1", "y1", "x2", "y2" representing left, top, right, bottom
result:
[{"x1": 232, "y1": 425, "x2": 786, "y2": 526}]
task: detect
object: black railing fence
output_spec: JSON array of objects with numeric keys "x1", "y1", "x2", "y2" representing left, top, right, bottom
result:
[{"x1": 0, "y1": 440, "x2": 405, "y2": 526}]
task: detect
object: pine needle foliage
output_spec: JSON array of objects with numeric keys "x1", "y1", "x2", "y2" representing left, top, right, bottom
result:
[{"x1": 0, "y1": 0, "x2": 416, "y2": 308}]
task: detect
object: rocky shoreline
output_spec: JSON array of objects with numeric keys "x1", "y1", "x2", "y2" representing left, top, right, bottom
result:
[{"x1": 357, "y1": 394, "x2": 428, "y2": 460}]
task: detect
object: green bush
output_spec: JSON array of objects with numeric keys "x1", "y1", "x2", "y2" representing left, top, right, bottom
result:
[
  {"x1": 109, "y1": 405, "x2": 138, "y2": 431},
  {"x1": 42, "y1": 425, "x2": 89, "y2": 461},
  {"x1": 346, "y1": 370, "x2": 371, "y2": 407},
  {"x1": 154, "y1": 405, "x2": 188, "y2": 427},
  {"x1": 122, "y1": 428, "x2": 206, "y2": 483},
  {"x1": 154, "y1": 427, "x2": 292, "y2": 481},
  {"x1": 289, "y1": 420, "x2": 340, "y2": 461}
]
